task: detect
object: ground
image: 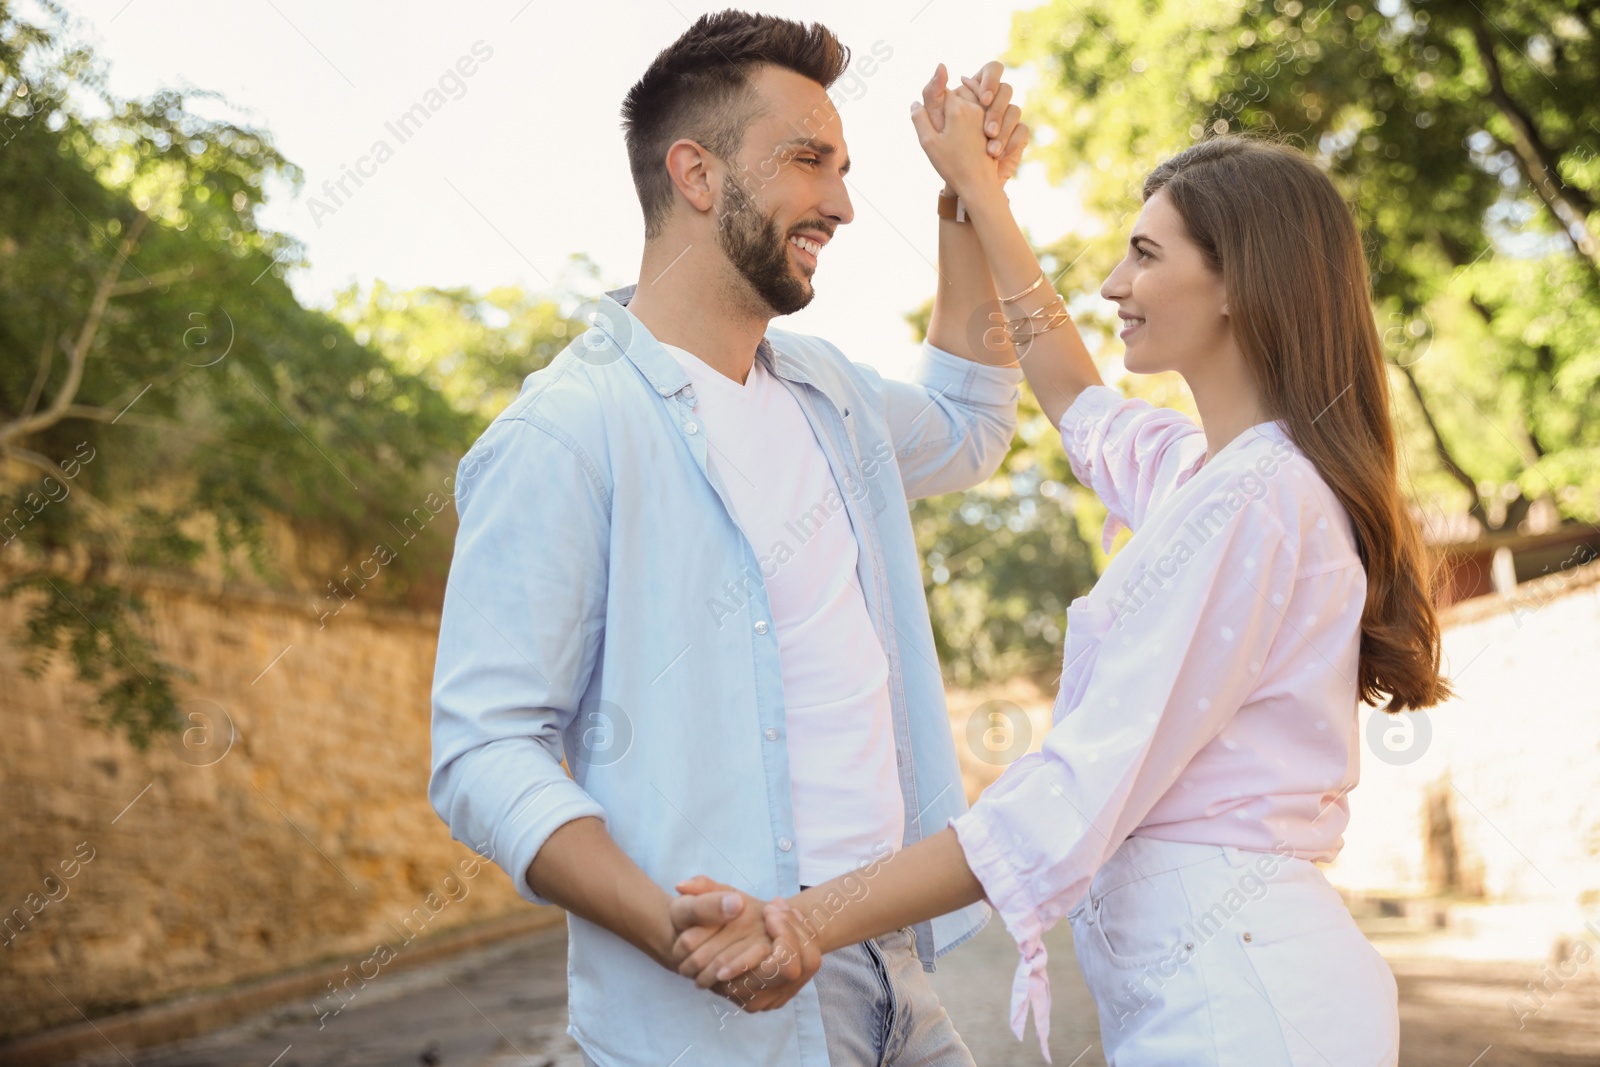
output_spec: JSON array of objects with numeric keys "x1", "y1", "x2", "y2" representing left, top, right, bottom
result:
[{"x1": 59, "y1": 911, "x2": 1600, "y2": 1067}]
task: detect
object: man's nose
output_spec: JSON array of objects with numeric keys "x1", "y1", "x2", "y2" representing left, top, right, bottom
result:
[{"x1": 822, "y1": 175, "x2": 854, "y2": 227}]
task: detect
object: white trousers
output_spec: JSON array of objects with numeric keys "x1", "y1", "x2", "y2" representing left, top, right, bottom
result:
[{"x1": 1067, "y1": 836, "x2": 1399, "y2": 1066}]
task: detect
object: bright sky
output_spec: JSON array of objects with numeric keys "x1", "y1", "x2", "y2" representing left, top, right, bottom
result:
[{"x1": 64, "y1": 0, "x2": 1084, "y2": 378}]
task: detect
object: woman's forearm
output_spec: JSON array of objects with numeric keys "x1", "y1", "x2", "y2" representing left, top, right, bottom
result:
[
  {"x1": 787, "y1": 828, "x2": 986, "y2": 954},
  {"x1": 960, "y1": 184, "x2": 1104, "y2": 427}
]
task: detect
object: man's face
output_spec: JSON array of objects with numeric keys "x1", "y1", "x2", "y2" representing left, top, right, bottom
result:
[{"x1": 713, "y1": 65, "x2": 855, "y2": 316}]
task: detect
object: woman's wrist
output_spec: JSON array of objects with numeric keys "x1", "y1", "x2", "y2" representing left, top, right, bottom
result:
[{"x1": 786, "y1": 886, "x2": 836, "y2": 954}]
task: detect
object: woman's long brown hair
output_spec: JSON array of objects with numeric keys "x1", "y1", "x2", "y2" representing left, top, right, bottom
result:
[{"x1": 1144, "y1": 134, "x2": 1451, "y2": 712}]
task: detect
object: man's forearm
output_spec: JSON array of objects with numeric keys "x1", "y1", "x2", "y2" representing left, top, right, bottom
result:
[
  {"x1": 526, "y1": 816, "x2": 677, "y2": 968},
  {"x1": 926, "y1": 183, "x2": 1020, "y2": 369}
]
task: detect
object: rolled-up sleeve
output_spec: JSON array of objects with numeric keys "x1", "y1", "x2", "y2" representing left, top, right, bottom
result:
[
  {"x1": 860, "y1": 341, "x2": 1023, "y2": 500},
  {"x1": 950, "y1": 493, "x2": 1299, "y2": 1057},
  {"x1": 1059, "y1": 385, "x2": 1208, "y2": 552},
  {"x1": 428, "y1": 415, "x2": 610, "y2": 906}
]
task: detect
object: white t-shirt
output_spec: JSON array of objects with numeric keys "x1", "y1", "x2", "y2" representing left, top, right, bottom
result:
[{"x1": 661, "y1": 342, "x2": 905, "y2": 885}]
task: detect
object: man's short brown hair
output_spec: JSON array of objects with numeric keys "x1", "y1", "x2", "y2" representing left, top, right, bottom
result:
[{"x1": 620, "y1": 10, "x2": 850, "y2": 239}]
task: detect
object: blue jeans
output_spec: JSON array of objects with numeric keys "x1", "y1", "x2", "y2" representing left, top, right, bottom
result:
[
  {"x1": 813, "y1": 927, "x2": 975, "y2": 1067},
  {"x1": 579, "y1": 927, "x2": 973, "y2": 1067}
]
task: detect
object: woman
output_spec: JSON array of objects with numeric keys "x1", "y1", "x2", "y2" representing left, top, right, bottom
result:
[{"x1": 675, "y1": 72, "x2": 1452, "y2": 1065}]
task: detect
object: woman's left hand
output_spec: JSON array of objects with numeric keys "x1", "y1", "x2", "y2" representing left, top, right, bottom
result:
[{"x1": 912, "y1": 63, "x2": 1027, "y2": 198}]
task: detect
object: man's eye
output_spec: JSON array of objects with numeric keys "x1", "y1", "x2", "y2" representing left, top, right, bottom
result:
[{"x1": 796, "y1": 156, "x2": 821, "y2": 167}]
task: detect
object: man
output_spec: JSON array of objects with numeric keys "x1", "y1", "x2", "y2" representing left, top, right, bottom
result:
[{"x1": 428, "y1": 11, "x2": 1027, "y2": 1066}]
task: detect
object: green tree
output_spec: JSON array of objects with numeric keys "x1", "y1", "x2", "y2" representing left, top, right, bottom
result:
[
  {"x1": 1007, "y1": 0, "x2": 1600, "y2": 529},
  {"x1": 0, "y1": 2, "x2": 496, "y2": 745},
  {"x1": 330, "y1": 278, "x2": 571, "y2": 424}
]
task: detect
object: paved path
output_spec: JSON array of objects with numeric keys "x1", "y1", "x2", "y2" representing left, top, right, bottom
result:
[{"x1": 60, "y1": 915, "x2": 1600, "y2": 1067}]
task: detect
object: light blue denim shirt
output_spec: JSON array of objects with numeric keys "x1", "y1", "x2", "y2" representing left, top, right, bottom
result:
[{"x1": 429, "y1": 284, "x2": 1021, "y2": 1067}]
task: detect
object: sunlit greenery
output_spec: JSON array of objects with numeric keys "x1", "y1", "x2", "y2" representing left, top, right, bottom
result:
[
  {"x1": 4, "y1": 0, "x2": 1596, "y2": 737},
  {"x1": 0, "y1": 2, "x2": 560, "y2": 744},
  {"x1": 910, "y1": 0, "x2": 1598, "y2": 689},
  {"x1": 1007, "y1": 0, "x2": 1600, "y2": 529}
]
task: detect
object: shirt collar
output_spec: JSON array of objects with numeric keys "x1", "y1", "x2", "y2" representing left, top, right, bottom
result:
[{"x1": 602, "y1": 283, "x2": 812, "y2": 390}]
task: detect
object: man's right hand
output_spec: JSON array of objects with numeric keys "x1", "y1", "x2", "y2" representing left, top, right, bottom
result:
[
  {"x1": 921, "y1": 61, "x2": 1029, "y2": 185},
  {"x1": 669, "y1": 876, "x2": 822, "y2": 1011}
]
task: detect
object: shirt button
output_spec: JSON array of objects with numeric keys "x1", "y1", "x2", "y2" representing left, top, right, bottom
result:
[
  {"x1": 685, "y1": 420, "x2": 699, "y2": 435},
  {"x1": 754, "y1": 620, "x2": 769, "y2": 635},
  {"x1": 1242, "y1": 932, "x2": 1253, "y2": 943},
  {"x1": 778, "y1": 837, "x2": 793, "y2": 852},
  {"x1": 764, "y1": 727, "x2": 778, "y2": 741}
]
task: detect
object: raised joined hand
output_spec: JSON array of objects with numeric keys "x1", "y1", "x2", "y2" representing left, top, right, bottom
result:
[{"x1": 914, "y1": 61, "x2": 1029, "y2": 193}]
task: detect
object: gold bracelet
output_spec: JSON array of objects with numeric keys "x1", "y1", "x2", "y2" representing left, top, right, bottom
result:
[
  {"x1": 997, "y1": 271, "x2": 1047, "y2": 304},
  {"x1": 1005, "y1": 298, "x2": 1072, "y2": 345}
]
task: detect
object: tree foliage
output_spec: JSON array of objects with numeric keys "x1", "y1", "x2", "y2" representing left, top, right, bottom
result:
[
  {"x1": 1008, "y1": 0, "x2": 1600, "y2": 529},
  {"x1": 913, "y1": 0, "x2": 1600, "y2": 688},
  {"x1": 0, "y1": 2, "x2": 566, "y2": 745}
]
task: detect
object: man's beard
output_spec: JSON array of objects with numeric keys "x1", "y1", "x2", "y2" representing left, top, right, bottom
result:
[{"x1": 715, "y1": 176, "x2": 814, "y2": 317}]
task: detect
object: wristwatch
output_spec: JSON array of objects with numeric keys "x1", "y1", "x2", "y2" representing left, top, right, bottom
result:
[{"x1": 937, "y1": 190, "x2": 967, "y2": 222}]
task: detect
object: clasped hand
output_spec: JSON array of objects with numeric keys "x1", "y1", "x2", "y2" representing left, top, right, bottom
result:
[
  {"x1": 911, "y1": 61, "x2": 1030, "y2": 199},
  {"x1": 666, "y1": 876, "x2": 821, "y2": 1012}
]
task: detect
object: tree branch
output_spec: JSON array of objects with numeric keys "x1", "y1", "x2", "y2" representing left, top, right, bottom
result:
[
  {"x1": 19, "y1": 319, "x2": 56, "y2": 423},
  {"x1": 60, "y1": 404, "x2": 170, "y2": 430},
  {"x1": 107, "y1": 265, "x2": 199, "y2": 297},
  {"x1": 0, "y1": 212, "x2": 150, "y2": 445},
  {"x1": 1, "y1": 443, "x2": 120, "y2": 533},
  {"x1": 1395, "y1": 362, "x2": 1490, "y2": 529},
  {"x1": 1470, "y1": 16, "x2": 1600, "y2": 276}
]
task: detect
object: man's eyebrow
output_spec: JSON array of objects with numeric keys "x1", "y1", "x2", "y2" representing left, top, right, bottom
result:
[{"x1": 781, "y1": 136, "x2": 851, "y2": 173}]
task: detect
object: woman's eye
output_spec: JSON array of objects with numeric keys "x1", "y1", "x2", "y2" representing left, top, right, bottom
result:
[{"x1": 1135, "y1": 247, "x2": 1152, "y2": 261}]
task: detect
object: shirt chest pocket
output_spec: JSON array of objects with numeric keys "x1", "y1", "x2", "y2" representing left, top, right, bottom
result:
[{"x1": 1056, "y1": 596, "x2": 1117, "y2": 719}]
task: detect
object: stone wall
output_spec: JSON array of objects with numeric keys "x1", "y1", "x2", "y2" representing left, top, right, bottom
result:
[{"x1": 0, "y1": 566, "x2": 551, "y2": 1041}]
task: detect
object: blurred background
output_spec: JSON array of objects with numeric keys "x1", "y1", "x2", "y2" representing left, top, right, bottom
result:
[{"x1": 1, "y1": 0, "x2": 1597, "y2": 1064}]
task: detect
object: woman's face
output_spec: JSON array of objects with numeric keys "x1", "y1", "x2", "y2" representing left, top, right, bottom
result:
[{"x1": 1099, "y1": 188, "x2": 1232, "y2": 376}]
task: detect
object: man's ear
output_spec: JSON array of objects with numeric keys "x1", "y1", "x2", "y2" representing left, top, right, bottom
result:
[{"x1": 664, "y1": 138, "x2": 719, "y2": 216}]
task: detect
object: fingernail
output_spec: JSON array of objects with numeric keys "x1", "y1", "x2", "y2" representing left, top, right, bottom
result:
[
  {"x1": 987, "y1": 122, "x2": 998, "y2": 136},
  {"x1": 723, "y1": 893, "x2": 740, "y2": 917},
  {"x1": 717, "y1": 967, "x2": 731, "y2": 980},
  {"x1": 910, "y1": 101, "x2": 921, "y2": 112}
]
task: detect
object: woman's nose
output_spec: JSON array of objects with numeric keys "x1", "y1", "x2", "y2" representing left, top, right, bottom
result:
[{"x1": 1100, "y1": 258, "x2": 1131, "y2": 301}]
